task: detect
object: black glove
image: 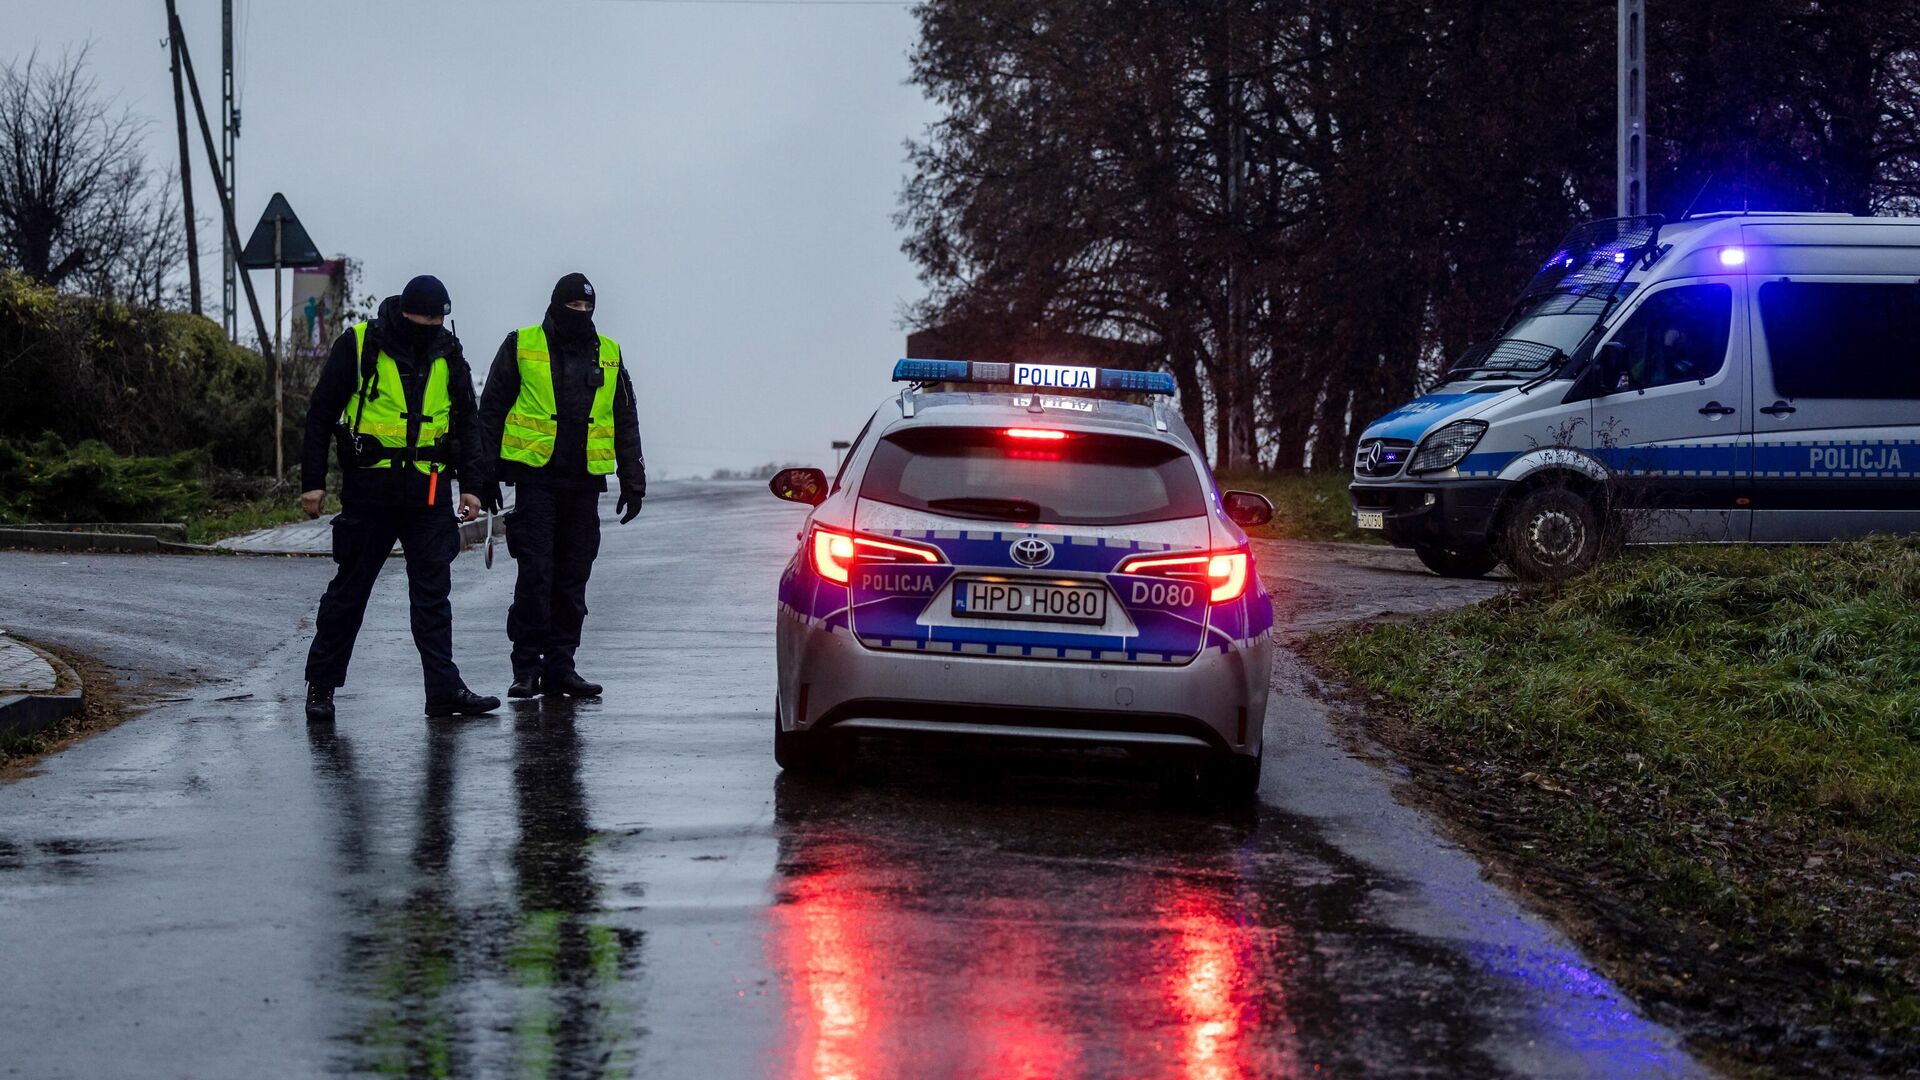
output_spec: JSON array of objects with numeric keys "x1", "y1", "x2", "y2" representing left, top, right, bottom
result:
[
  {"x1": 616, "y1": 487, "x2": 643, "y2": 524},
  {"x1": 479, "y1": 481, "x2": 504, "y2": 514}
]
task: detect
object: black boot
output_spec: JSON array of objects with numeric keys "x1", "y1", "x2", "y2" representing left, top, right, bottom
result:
[
  {"x1": 305, "y1": 684, "x2": 336, "y2": 724},
  {"x1": 425, "y1": 686, "x2": 502, "y2": 717},
  {"x1": 545, "y1": 671, "x2": 603, "y2": 698},
  {"x1": 508, "y1": 673, "x2": 542, "y2": 699}
]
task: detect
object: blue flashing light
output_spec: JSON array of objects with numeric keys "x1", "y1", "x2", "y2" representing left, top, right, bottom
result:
[
  {"x1": 1719, "y1": 247, "x2": 1747, "y2": 267},
  {"x1": 1098, "y1": 369, "x2": 1178, "y2": 394},
  {"x1": 892, "y1": 358, "x2": 972, "y2": 383},
  {"x1": 892, "y1": 358, "x2": 1176, "y2": 396}
]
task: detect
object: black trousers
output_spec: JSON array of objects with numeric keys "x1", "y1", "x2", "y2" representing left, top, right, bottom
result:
[
  {"x1": 304, "y1": 505, "x2": 464, "y2": 698},
  {"x1": 505, "y1": 485, "x2": 603, "y2": 680}
]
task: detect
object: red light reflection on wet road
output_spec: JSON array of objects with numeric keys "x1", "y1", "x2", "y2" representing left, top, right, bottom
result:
[
  {"x1": 776, "y1": 867, "x2": 876, "y2": 1080},
  {"x1": 1158, "y1": 882, "x2": 1284, "y2": 1080},
  {"x1": 770, "y1": 851, "x2": 1301, "y2": 1079}
]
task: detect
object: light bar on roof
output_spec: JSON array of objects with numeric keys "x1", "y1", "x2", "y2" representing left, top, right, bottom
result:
[{"x1": 892, "y1": 358, "x2": 1177, "y2": 395}]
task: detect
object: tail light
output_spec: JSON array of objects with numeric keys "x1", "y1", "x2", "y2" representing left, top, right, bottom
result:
[
  {"x1": 1003, "y1": 428, "x2": 1069, "y2": 441},
  {"x1": 809, "y1": 526, "x2": 942, "y2": 585},
  {"x1": 1116, "y1": 546, "x2": 1252, "y2": 603}
]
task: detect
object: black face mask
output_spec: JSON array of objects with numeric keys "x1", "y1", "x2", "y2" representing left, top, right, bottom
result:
[
  {"x1": 410, "y1": 319, "x2": 443, "y2": 357},
  {"x1": 547, "y1": 303, "x2": 596, "y2": 343}
]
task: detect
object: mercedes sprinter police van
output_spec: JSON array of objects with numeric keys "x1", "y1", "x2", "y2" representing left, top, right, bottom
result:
[{"x1": 1350, "y1": 212, "x2": 1920, "y2": 580}]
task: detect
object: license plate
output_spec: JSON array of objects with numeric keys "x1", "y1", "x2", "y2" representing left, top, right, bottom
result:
[
  {"x1": 1356, "y1": 510, "x2": 1385, "y2": 530},
  {"x1": 952, "y1": 578, "x2": 1108, "y2": 624}
]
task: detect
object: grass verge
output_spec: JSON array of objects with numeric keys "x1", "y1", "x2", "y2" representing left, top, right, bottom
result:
[
  {"x1": 1312, "y1": 538, "x2": 1920, "y2": 1077},
  {"x1": 0, "y1": 642, "x2": 131, "y2": 776},
  {"x1": 184, "y1": 491, "x2": 335, "y2": 545},
  {"x1": 1218, "y1": 470, "x2": 1382, "y2": 544}
]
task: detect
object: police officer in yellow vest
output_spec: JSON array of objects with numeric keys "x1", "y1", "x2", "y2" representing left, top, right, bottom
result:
[
  {"x1": 475, "y1": 273, "x2": 645, "y2": 699},
  {"x1": 299, "y1": 276, "x2": 501, "y2": 723}
]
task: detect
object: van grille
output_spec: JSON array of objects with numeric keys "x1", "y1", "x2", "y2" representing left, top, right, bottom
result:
[{"x1": 1354, "y1": 438, "x2": 1413, "y2": 478}]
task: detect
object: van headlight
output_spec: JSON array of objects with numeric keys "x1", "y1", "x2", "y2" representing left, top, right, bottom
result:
[{"x1": 1408, "y1": 420, "x2": 1488, "y2": 474}]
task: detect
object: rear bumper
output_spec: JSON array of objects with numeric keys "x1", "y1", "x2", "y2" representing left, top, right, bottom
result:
[
  {"x1": 776, "y1": 605, "x2": 1270, "y2": 756},
  {"x1": 1350, "y1": 479, "x2": 1508, "y2": 551}
]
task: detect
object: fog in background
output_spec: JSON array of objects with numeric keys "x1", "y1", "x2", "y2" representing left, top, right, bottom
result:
[{"x1": 8, "y1": 0, "x2": 934, "y2": 478}]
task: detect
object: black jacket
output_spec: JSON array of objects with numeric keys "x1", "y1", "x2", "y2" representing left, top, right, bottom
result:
[
  {"x1": 475, "y1": 318, "x2": 645, "y2": 495},
  {"x1": 300, "y1": 296, "x2": 483, "y2": 507}
]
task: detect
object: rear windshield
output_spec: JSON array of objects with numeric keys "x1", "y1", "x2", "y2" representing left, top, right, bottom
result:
[{"x1": 861, "y1": 426, "x2": 1208, "y2": 526}]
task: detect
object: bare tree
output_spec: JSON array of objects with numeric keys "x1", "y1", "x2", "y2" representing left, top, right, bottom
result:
[{"x1": 0, "y1": 45, "x2": 185, "y2": 304}]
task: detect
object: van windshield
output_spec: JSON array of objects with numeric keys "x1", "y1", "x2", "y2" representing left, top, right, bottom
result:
[
  {"x1": 1448, "y1": 216, "x2": 1662, "y2": 381},
  {"x1": 861, "y1": 427, "x2": 1207, "y2": 526}
]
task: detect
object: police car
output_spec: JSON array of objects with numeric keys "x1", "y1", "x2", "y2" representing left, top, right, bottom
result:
[
  {"x1": 1351, "y1": 212, "x2": 1920, "y2": 580},
  {"x1": 768, "y1": 360, "x2": 1277, "y2": 798}
]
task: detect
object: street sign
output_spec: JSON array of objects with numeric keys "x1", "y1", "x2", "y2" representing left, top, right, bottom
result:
[
  {"x1": 239, "y1": 192, "x2": 321, "y2": 268},
  {"x1": 238, "y1": 192, "x2": 322, "y2": 484}
]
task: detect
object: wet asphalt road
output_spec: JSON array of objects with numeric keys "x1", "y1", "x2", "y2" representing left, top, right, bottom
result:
[{"x1": 0, "y1": 481, "x2": 1707, "y2": 1079}]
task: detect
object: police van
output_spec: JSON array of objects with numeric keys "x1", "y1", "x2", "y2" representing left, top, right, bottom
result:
[
  {"x1": 1349, "y1": 212, "x2": 1920, "y2": 580},
  {"x1": 768, "y1": 360, "x2": 1276, "y2": 799}
]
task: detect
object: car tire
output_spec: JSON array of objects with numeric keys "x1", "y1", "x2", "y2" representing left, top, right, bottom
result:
[
  {"x1": 1204, "y1": 750, "x2": 1262, "y2": 805},
  {"x1": 773, "y1": 699, "x2": 827, "y2": 773},
  {"x1": 1414, "y1": 544, "x2": 1500, "y2": 579},
  {"x1": 1500, "y1": 487, "x2": 1601, "y2": 582}
]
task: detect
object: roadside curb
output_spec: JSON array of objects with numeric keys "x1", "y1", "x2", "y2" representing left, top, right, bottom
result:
[
  {"x1": 211, "y1": 514, "x2": 491, "y2": 557},
  {"x1": 0, "y1": 528, "x2": 161, "y2": 553},
  {"x1": 0, "y1": 517, "x2": 488, "y2": 558},
  {"x1": 0, "y1": 633, "x2": 84, "y2": 742}
]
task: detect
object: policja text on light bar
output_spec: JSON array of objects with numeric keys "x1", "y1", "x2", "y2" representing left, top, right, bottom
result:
[{"x1": 892, "y1": 358, "x2": 1177, "y2": 395}]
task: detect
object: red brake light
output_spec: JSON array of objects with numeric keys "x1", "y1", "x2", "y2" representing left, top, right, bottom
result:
[
  {"x1": 1003, "y1": 428, "x2": 1068, "y2": 441},
  {"x1": 810, "y1": 527, "x2": 941, "y2": 585},
  {"x1": 812, "y1": 528, "x2": 856, "y2": 584},
  {"x1": 1117, "y1": 547, "x2": 1252, "y2": 603}
]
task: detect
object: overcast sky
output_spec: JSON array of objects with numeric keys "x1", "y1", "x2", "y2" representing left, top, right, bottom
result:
[{"x1": 10, "y1": 0, "x2": 935, "y2": 478}]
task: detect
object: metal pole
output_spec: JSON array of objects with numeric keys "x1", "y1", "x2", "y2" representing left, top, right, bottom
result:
[
  {"x1": 273, "y1": 216, "x2": 284, "y2": 483},
  {"x1": 165, "y1": 4, "x2": 201, "y2": 315},
  {"x1": 221, "y1": 0, "x2": 237, "y2": 338},
  {"x1": 170, "y1": 9, "x2": 273, "y2": 362},
  {"x1": 1617, "y1": 0, "x2": 1647, "y2": 217}
]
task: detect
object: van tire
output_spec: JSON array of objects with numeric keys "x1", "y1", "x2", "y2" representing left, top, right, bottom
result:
[
  {"x1": 773, "y1": 699, "x2": 827, "y2": 773},
  {"x1": 1414, "y1": 544, "x2": 1500, "y2": 579},
  {"x1": 1500, "y1": 487, "x2": 1601, "y2": 581}
]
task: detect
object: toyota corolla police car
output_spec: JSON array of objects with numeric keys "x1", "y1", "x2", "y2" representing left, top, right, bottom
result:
[{"x1": 767, "y1": 359, "x2": 1277, "y2": 799}]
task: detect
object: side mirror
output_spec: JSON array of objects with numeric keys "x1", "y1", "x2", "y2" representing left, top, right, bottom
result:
[
  {"x1": 769, "y1": 467, "x2": 828, "y2": 506},
  {"x1": 1596, "y1": 340, "x2": 1633, "y2": 392},
  {"x1": 1221, "y1": 490, "x2": 1275, "y2": 528}
]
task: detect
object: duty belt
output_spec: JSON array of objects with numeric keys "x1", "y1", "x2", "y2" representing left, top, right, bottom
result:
[{"x1": 355, "y1": 442, "x2": 453, "y2": 469}]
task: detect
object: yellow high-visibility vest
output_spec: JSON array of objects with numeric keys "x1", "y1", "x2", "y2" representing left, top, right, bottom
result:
[
  {"x1": 344, "y1": 322, "x2": 451, "y2": 475},
  {"x1": 500, "y1": 324, "x2": 620, "y2": 474}
]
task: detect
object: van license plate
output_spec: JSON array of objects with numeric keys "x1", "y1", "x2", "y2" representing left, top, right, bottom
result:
[
  {"x1": 953, "y1": 578, "x2": 1107, "y2": 624},
  {"x1": 1356, "y1": 510, "x2": 1385, "y2": 530}
]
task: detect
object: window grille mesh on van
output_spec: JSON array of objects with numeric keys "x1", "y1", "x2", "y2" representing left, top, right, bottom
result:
[
  {"x1": 1520, "y1": 215, "x2": 1662, "y2": 304},
  {"x1": 1451, "y1": 339, "x2": 1562, "y2": 375}
]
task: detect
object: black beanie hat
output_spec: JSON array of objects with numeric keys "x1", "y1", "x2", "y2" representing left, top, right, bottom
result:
[
  {"x1": 400, "y1": 275, "x2": 451, "y2": 317},
  {"x1": 551, "y1": 272, "x2": 595, "y2": 310}
]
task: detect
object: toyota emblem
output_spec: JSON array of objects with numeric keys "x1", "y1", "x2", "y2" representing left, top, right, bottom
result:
[{"x1": 1010, "y1": 537, "x2": 1054, "y2": 567}]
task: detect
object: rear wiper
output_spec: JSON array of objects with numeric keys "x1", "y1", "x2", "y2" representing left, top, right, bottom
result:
[{"x1": 925, "y1": 496, "x2": 1043, "y2": 521}]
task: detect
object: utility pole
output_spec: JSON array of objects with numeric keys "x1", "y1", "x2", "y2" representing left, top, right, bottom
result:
[
  {"x1": 169, "y1": 7, "x2": 274, "y2": 364},
  {"x1": 1617, "y1": 0, "x2": 1648, "y2": 217},
  {"x1": 165, "y1": 4, "x2": 201, "y2": 315},
  {"x1": 221, "y1": 0, "x2": 238, "y2": 339}
]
